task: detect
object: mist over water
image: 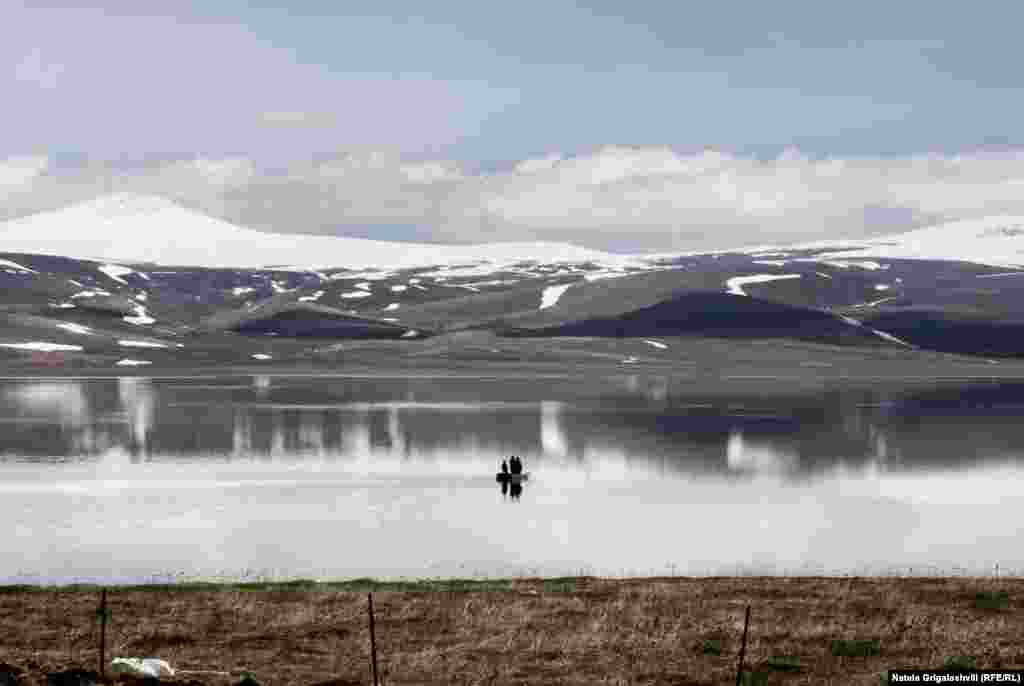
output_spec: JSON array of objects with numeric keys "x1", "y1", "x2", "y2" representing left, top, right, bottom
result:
[{"x1": 2, "y1": 375, "x2": 1023, "y2": 583}]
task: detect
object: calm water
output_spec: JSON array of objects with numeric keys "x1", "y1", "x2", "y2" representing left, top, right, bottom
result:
[{"x1": 2, "y1": 374, "x2": 1023, "y2": 583}]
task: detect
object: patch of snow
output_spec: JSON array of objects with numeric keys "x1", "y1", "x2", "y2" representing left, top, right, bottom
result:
[
  {"x1": 401, "y1": 329, "x2": 420, "y2": 338},
  {"x1": 355, "y1": 282, "x2": 372, "y2": 291},
  {"x1": 232, "y1": 286, "x2": 256, "y2": 295},
  {"x1": 726, "y1": 274, "x2": 802, "y2": 296},
  {"x1": 137, "y1": 272, "x2": 150, "y2": 280},
  {"x1": 118, "y1": 339, "x2": 168, "y2": 348},
  {"x1": 52, "y1": 303, "x2": 76, "y2": 309},
  {"x1": 99, "y1": 264, "x2": 134, "y2": 284},
  {"x1": 871, "y1": 329, "x2": 913, "y2": 347},
  {"x1": 457, "y1": 284, "x2": 481, "y2": 292},
  {"x1": 56, "y1": 323, "x2": 92, "y2": 335},
  {"x1": 380, "y1": 317, "x2": 400, "y2": 322},
  {"x1": 815, "y1": 271, "x2": 833, "y2": 279},
  {"x1": 840, "y1": 316, "x2": 864, "y2": 327},
  {"x1": 330, "y1": 271, "x2": 393, "y2": 281},
  {"x1": 462, "y1": 279, "x2": 519, "y2": 287},
  {"x1": 271, "y1": 281, "x2": 289, "y2": 293},
  {"x1": 622, "y1": 356, "x2": 638, "y2": 364},
  {"x1": 539, "y1": 283, "x2": 574, "y2": 310},
  {"x1": 67, "y1": 279, "x2": 83, "y2": 287},
  {"x1": 340, "y1": 290, "x2": 372, "y2": 299},
  {"x1": 408, "y1": 278, "x2": 421, "y2": 283},
  {"x1": 412, "y1": 284, "x2": 428, "y2": 290},
  {"x1": 71, "y1": 289, "x2": 111, "y2": 298},
  {"x1": 251, "y1": 353, "x2": 273, "y2": 360},
  {"x1": 797, "y1": 259, "x2": 885, "y2": 270},
  {"x1": 124, "y1": 305, "x2": 156, "y2": 325},
  {"x1": 643, "y1": 339, "x2": 668, "y2": 349},
  {"x1": 583, "y1": 271, "x2": 628, "y2": 282},
  {"x1": 0, "y1": 259, "x2": 36, "y2": 273},
  {"x1": 874, "y1": 284, "x2": 891, "y2": 291},
  {"x1": 116, "y1": 359, "x2": 152, "y2": 366},
  {"x1": 0, "y1": 342, "x2": 82, "y2": 352},
  {"x1": 851, "y1": 296, "x2": 897, "y2": 309},
  {"x1": 298, "y1": 290, "x2": 324, "y2": 302},
  {"x1": 752, "y1": 260, "x2": 788, "y2": 267},
  {"x1": 383, "y1": 303, "x2": 400, "y2": 311},
  {"x1": 391, "y1": 285, "x2": 407, "y2": 292},
  {"x1": 135, "y1": 292, "x2": 148, "y2": 301}
]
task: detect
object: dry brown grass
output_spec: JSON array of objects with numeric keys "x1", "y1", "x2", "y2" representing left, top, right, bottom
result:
[{"x1": 1, "y1": 576, "x2": 1023, "y2": 686}]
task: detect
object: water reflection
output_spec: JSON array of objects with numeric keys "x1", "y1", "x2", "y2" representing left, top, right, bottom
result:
[
  {"x1": 2, "y1": 377, "x2": 1024, "y2": 480},
  {"x1": 3, "y1": 375, "x2": 1024, "y2": 581}
]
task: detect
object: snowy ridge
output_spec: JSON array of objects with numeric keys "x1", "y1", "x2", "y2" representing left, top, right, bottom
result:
[{"x1": 0, "y1": 193, "x2": 647, "y2": 271}]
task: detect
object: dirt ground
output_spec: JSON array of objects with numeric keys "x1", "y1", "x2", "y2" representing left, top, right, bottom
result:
[{"x1": 1, "y1": 576, "x2": 1022, "y2": 686}]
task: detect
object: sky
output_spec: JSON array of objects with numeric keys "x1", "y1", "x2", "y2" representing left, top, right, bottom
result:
[{"x1": 4, "y1": 1, "x2": 1024, "y2": 253}]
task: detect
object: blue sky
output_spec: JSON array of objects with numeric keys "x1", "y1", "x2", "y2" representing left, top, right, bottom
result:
[{"x1": 4, "y1": 1, "x2": 1024, "y2": 251}]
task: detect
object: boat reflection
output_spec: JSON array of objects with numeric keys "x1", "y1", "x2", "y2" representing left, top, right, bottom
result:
[{"x1": 498, "y1": 475, "x2": 526, "y2": 501}]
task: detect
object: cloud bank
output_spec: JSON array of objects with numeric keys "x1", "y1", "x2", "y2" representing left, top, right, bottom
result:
[{"x1": 4, "y1": 147, "x2": 1024, "y2": 253}]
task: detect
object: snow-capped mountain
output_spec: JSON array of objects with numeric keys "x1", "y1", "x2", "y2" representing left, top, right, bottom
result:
[
  {"x1": 673, "y1": 215, "x2": 1024, "y2": 270},
  {"x1": 6, "y1": 194, "x2": 1024, "y2": 367},
  {"x1": 5, "y1": 193, "x2": 1024, "y2": 272},
  {"x1": 0, "y1": 193, "x2": 644, "y2": 270}
]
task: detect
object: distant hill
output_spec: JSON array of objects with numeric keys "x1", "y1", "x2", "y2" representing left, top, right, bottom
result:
[{"x1": 5, "y1": 197, "x2": 1024, "y2": 365}]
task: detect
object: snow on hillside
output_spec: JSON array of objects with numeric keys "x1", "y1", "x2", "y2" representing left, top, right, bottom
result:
[
  {"x1": 641, "y1": 216, "x2": 1024, "y2": 270},
  {"x1": 0, "y1": 259, "x2": 37, "y2": 273},
  {"x1": 98, "y1": 264, "x2": 135, "y2": 284},
  {"x1": 726, "y1": 274, "x2": 802, "y2": 296},
  {"x1": 802, "y1": 216, "x2": 1024, "y2": 268},
  {"x1": 0, "y1": 193, "x2": 647, "y2": 271},
  {"x1": 539, "y1": 283, "x2": 573, "y2": 310}
]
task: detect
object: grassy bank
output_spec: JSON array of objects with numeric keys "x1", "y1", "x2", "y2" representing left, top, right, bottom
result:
[{"x1": 1, "y1": 576, "x2": 1022, "y2": 685}]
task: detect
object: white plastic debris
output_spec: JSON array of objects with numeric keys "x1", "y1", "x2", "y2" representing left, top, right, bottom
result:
[{"x1": 110, "y1": 658, "x2": 175, "y2": 679}]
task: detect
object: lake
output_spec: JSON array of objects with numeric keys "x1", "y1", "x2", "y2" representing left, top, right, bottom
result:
[{"x1": 2, "y1": 374, "x2": 1022, "y2": 583}]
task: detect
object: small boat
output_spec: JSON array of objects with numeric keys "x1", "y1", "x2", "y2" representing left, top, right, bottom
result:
[{"x1": 496, "y1": 472, "x2": 529, "y2": 482}]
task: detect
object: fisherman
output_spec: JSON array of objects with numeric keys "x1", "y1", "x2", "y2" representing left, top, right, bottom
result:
[
  {"x1": 501, "y1": 459, "x2": 509, "y2": 475},
  {"x1": 510, "y1": 456, "x2": 521, "y2": 475}
]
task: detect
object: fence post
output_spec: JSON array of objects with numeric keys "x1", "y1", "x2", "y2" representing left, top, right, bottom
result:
[
  {"x1": 97, "y1": 588, "x2": 108, "y2": 678},
  {"x1": 368, "y1": 592, "x2": 380, "y2": 686},
  {"x1": 734, "y1": 604, "x2": 750, "y2": 686}
]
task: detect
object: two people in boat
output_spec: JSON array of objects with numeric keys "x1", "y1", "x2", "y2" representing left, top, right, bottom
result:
[{"x1": 500, "y1": 456, "x2": 524, "y2": 475}]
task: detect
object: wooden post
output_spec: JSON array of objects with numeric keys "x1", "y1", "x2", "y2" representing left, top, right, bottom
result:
[
  {"x1": 734, "y1": 605, "x2": 750, "y2": 686},
  {"x1": 97, "y1": 588, "x2": 108, "y2": 678},
  {"x1": 368, "y1": 592, "x2": 380, "y2": 686}
]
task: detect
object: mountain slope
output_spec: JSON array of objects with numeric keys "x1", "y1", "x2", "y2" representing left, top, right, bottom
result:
[
  {"x1": 0, "y1": 193, "x2": 643, "y2": 270},
  {"x1": 679, "y1": 215, "x2": 1024, "y2": 270}
]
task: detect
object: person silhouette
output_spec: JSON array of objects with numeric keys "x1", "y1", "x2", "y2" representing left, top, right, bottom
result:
[{"x1": 501, "y1": 459, "x2": 509, "y2": 475}]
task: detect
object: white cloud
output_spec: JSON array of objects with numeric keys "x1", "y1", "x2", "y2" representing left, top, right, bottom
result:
[
  {"x1": 6, "y1": 146, "x2": 1024, "y2": 251},
  {"x1": 0, "y1": 156, "x2": 49, "y2": 188}
]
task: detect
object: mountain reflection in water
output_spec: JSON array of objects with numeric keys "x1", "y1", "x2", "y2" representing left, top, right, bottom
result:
[
  {"x1": 3, "y1": 374, "x2": 1024, "y2": 581},
  {"x1": 0, "y1": 375, "x2": 1022, "y2": 481}
]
